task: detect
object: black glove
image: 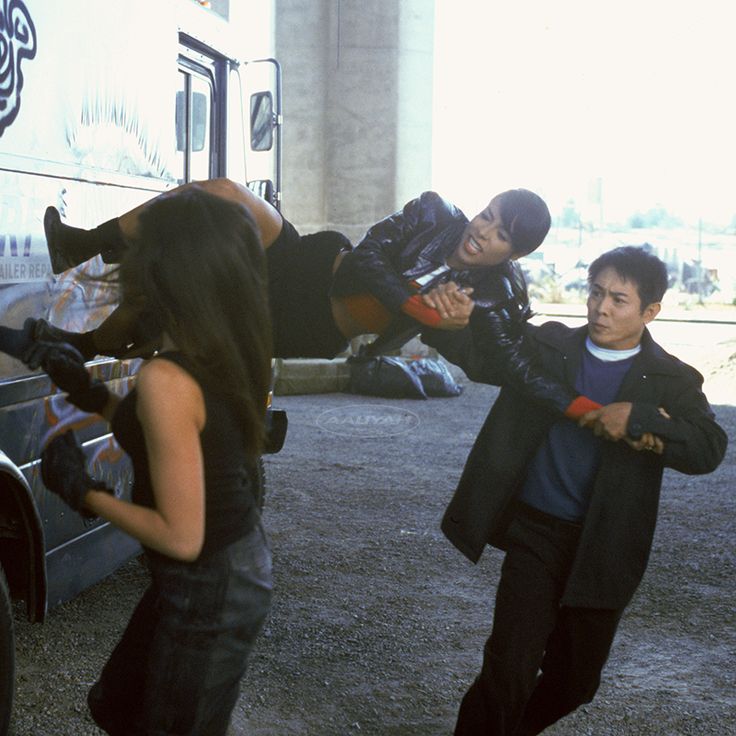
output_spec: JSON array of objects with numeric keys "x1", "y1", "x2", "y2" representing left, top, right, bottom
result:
[
  {"x1": 24, "y1": 340, "x2": 89, "y2": 391},
  {"x1": 26, "y1": 341, "x2": 110, "y2": 414},
  {"x1": 41, "y1": 431, "x2": 112, "y2": 517},
  {"x1": 67, "y1": 381, "x2": 111, "y2": 414}
]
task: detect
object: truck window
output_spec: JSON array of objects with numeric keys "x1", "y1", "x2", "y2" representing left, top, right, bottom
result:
[{"x1": 175, "y1": 61, "x2": 215, "y2": 183}]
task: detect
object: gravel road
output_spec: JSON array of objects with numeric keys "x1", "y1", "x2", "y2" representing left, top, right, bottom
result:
[{"x1": 10, "y1": 348, "x2": 736, "y2": 736}]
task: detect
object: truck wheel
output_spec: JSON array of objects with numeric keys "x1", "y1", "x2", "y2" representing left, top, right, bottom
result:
[{"x1": 0, "y1": 563, "x2": 14, "y2": 736}]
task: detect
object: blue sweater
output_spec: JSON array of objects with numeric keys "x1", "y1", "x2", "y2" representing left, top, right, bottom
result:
[{"x1": 519, "y1": 342, "x2": 636, "y2": 521}]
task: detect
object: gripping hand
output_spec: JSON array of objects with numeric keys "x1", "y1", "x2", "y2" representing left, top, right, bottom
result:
[
  {"x1": 27, "y1": 341, "x2": 110, "y2": 414},
  {"x1": 25, "y1": 341, "x2": 90, "y2": 392},
  {"x1": 41, "y1": 431, "x2": 111, "y2": 517}
]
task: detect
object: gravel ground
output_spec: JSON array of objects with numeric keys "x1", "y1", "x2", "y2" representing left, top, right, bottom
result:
[{"x1": 9, "y1": 347, "x2": 736, "y2": 736}]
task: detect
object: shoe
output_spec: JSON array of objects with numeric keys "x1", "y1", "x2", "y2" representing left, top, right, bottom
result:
[
  {"x1": 44, "y1": 206, "x2": 87, "y2": 274},
  {"x1": 45, "y1": 207, "x2": 71, "y2": 274}
]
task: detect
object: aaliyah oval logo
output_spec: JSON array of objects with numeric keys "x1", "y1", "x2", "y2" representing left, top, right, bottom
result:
[{"x1": 317, "y1": 404, "x2": 420, "y2": 438}]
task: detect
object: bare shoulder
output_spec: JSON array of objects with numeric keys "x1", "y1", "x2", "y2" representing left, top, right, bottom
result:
[
  {"x1": 137, "y1": 356, "x2": 196, "y2": 388},
  {"x1": 136, "y1": 358, "x2": 205, "y2": 428}
]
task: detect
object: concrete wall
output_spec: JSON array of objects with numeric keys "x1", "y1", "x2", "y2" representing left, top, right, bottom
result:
[{"x1": 275, "y1": 0, "x2": 435, "y2": 244}]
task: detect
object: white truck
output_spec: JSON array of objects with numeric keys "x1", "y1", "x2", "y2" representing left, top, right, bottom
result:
[{"x1": 0, "y1": 1, "x2": 282, "y2": 730}]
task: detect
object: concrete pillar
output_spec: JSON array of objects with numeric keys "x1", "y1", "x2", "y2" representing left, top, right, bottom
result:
[
  {"x1": 273, "y1": 0, "x2": 331, "y2": 228},
  {"x1": 275, "y1": 0, "x2": 435, "y2": 243},
  {"x1": 395, "y1": 0, "x2": 435, "y2": 208}
]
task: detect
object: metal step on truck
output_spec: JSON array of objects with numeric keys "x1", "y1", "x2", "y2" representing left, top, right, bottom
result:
[{"x1": 0, "y1": 1, "x2": 283, "y2": 731}]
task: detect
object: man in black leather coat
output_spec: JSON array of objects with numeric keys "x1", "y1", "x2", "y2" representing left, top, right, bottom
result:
[{"x1": 428, "y1": 246, "x2": 727, "y2": 736}]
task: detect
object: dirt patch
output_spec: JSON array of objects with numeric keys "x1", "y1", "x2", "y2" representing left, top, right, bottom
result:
[{"x1": 10, "y1": 378, "x2": 735, "y2": 735}]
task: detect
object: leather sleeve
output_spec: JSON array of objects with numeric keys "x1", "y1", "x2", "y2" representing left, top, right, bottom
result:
[
  {"x1": 428, "y1": 264, "x2": 591, "y2": 417},
  {"x1": 469, "y1": 305, "x2": 580, "y2": 416},
  {"x1": 628, "y1": 374, "x2": 727, "y2": 475},
  {"x1": 421, "y1": 326, "x2": 502, "y2": 385},
  {"x1": 330, "y1": 192, "x2": 441, "y2": 313},
  {"x1": 330, "y1": 197, "x2": 421, "y2": 312}
]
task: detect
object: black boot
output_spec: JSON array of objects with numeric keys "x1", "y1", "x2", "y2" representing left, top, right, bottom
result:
[
  {"x1": 30, "y1": 319, "x2": 99, "y2": 361},
  {"x1": 44, "y1": 207, "x2": 128, "y2": 274}
]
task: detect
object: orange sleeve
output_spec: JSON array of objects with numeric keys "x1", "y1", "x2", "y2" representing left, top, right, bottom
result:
[
  {"x1": 401, "y1": 295, "x2": 443, "y2": 327},
  {"x1": 564, "y1": 395, "x2": 603, "y2": 420}
]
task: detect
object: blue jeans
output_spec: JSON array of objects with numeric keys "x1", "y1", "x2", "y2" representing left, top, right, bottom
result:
[{"x1": 88, "y1": 522, "x2": 273, "y2": 736}]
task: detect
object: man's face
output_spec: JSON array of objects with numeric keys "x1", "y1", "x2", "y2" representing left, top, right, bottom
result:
[
  {"x1": 586, "y1": 266, "x2": 660, "y2": 350},
  {"x1": 448, "y1": 197, "x2": 516, "y2": 269}
]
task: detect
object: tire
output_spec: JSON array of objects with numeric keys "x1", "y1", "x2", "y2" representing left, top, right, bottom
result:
[{"x1": 0, "y1": 564, "x2": 14, "y2": 736}]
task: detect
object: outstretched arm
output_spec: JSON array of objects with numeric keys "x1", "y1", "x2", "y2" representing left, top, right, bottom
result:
[
  {"x1": 420, "y1": 302, "x2": 588, "y2": 417},
  {"x1": 25, "y1": 341, "x2": 120, "y2": 420},
  {"x1": 467, "y1": 306, "x2": 601, "y2": 419}
]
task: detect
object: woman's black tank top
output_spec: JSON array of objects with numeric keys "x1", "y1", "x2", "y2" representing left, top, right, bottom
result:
[{"x1": 111, "y1": 352, "x2": 260, "y2": 559}]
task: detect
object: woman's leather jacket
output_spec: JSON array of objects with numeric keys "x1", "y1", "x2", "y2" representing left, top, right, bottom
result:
[
  {"x1": 331, "y1": 191, "x2": 580, "y2": 415},
  {"x1": 331, "y1": 191, "x2": 525, "y2": 312}
]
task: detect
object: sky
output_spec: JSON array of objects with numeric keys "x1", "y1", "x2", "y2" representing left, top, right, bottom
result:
[{"x1": 431, "y1": 0, "x2": 736, "y2": 227}]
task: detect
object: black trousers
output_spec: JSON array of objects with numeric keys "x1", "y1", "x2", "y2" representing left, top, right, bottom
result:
[{"x1": 454, "y1": 505, "x2": 622, "y2": 736}]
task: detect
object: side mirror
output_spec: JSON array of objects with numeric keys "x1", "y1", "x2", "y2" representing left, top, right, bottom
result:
[{"x1": 250, "y1": 91, "x2": 274, "y2": 151}]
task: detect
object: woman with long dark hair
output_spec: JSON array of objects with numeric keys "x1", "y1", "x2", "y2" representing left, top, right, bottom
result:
[{"x1": 38, "y1": 187, "x2": 274, "y2": 735}]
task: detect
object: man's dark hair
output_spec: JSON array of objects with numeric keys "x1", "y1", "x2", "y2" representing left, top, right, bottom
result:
[
  {"x1": 497, "y1": 189, "x2": 551, "y2": 256},
  {"x1": 588, "y1": 246, "x2": 668, "y2": 310}
]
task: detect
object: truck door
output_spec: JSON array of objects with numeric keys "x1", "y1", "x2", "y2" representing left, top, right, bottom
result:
[
  {"x1": 177, "y1": 37, "x2": 223, "y2": 183},
  {"x1": 178, "y1": 36, "x2": 283, "y2": 213},
  {"x1": 239, "y1": 58, "x2": 282, "y2": 210}
]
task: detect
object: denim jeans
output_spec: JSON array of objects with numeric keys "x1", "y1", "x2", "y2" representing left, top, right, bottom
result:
[{"x1": 88, "y1": 521, "x2": 273, "y2": 736}]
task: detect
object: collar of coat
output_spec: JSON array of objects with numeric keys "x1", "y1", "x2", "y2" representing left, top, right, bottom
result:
[{"x1": 533, "y1": 322, "x2": 704, "y2": 382}]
